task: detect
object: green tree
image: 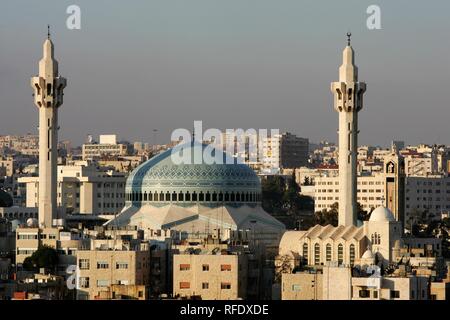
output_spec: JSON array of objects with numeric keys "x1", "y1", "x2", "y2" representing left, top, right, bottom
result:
[
  {"x1": 261, "y1": 176, "x2": 285, "y2": 213},
  {"x1": 22, "y1": 245, "x2": 58, "y2": 272}
]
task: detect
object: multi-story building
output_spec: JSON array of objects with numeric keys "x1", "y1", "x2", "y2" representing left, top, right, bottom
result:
[
  {"x1": 0, "y1": 156, "x2": 14, "y2": 177},
  {"x1": 19, "y1": 162, "x2": 126, "y2": 216},
  {"x1": 262, "y1": 132, "x2": 309, "y2": 172},
  {"x1": 281, "y1": 264, "x2": 429, "y2": 300},
  {"x1": 82, "y1": 135, "x2": 128, "y2": 160},
  {"x1": 315, "y1": 152, "x2": 405, "y2": 222},
  {"x1": 76, "y1": 239, "x2": 150, "y2": 300}
]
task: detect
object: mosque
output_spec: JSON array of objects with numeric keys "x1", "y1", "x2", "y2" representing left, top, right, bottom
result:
[{"x1": 107, "y1": 141, "x2": 285, "y2": 246}]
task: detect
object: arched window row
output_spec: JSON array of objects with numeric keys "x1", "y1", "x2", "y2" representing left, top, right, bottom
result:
[
  {"x1": 125, "y1": 190, "x2": 261, "y2": 203},
  {"x1": 301, "y1": 242, "x2": 357, "y2": 266}
]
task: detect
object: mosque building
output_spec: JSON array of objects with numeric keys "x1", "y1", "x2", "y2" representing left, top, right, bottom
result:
[{"x1": 107, "y1": 141, "x2": 286, "y2": 248}]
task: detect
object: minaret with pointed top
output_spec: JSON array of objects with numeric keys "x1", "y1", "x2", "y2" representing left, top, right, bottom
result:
[
  {"x1": 331, "y1": 33, "x2": 366, "y2": 226},
  {"x1": 31, "y1": 27, "x2": 67, "y2": 228}
]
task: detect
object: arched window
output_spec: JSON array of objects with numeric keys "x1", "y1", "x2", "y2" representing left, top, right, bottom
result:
[
  {"x1": 139, "y1": 192, "x2": 142, "y2": 201},
  {"x1": 205, "y1": 192, "x2": 211, "y2": 202},
  {"x1": 326, "y1": 244, "x2": 332, "y2": 262},
  {"x1": 143, "y1": 192, "x2": 147, "y2": 201},
  {"x1": 199, "y1": 192, "x2": 204, "y2": 202},
  {"x1": 225, "y1": 192, "x2": 229, "y2": 202},
  {"x1": 172, "y1": 192, "x2": 177, "y2": 201},
  {"x1": 165, "y1": 192, "x2": 170, "y2": 201},
  {"x1": 218, "y1": 192, "x2": 223, "y2": 202},
  {"x1": 236, "y1": 192, "x2": 241, "y2": 202},
  {"x1": 371, "y1": 234, "x2": 375, "y2": 244},
  {"x1": 349, "y1": 244, "x2": 355, "y2": 266},
  {"x1": 212, "y1": 192, "x2": 217, "y2": 202},
  {"x1": 159, "y1": 192, "x2": 164, "y2": 201},
  {"x1": 377, "y1": 234, "x2": 381, "y2": 245},
  {"x1": 302, "y1": 243, "x2": 308, "y2": 263},
  {"x1": 148, "y1": 192, "x2": 153, "y2": 201},
  {"x1": 185, "y1": 192, "x2": 191, "y2": 201},
  {"x1": 338, "y1": 244, "x2": 344, "y2": 265},
  {"x1": 245, "y1": 192, "x2": 249, "y2": 202},
  {"x1": 314, "y1": 243, "x2": 321, "y2": 265},
  {"x1": 192, "y1": 192, "x2": 197, "y2": 201},
  {"x1": 230, "y1": 192, "x2": 235, "y2": 202},
  {"x1": 178, "y1": 192, "x2": 184, "y2": 201}
]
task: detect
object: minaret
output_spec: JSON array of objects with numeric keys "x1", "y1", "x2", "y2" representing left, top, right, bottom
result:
[
  {"x1": 31, "y1": 27, "x2": 67, "y2": 228},
  {"x1": 331, "y1": 33, "x2": 366, "y2": 226}
]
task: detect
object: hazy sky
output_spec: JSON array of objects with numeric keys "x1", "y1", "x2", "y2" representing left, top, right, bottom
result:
[{"x1": 0, "y1": 0, "x2": 449, "y2": 147}]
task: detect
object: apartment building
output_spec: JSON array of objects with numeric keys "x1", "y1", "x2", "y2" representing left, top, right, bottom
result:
[{"x1": 19, "y1": 162, "x2": 126, "y2": 215}]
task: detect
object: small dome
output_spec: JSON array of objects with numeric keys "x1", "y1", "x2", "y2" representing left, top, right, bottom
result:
[
  {"x1": 369, "y1": 206, "x2": 395, "y2": 222},
  {"x1": 361, "y1": 248, "x2": 374, "y2": 259}
]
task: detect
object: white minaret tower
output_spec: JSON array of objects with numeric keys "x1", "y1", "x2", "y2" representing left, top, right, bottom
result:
[
  {"x1": 31, "y1": 27, "x2": 67, "y2": 228},
  {"x1": 331, "y1": 33, "x2": 366, "y2": 226}
]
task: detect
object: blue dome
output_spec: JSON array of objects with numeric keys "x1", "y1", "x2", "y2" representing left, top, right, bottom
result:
[{"x1": 125, "y1": 142, "x2": 261, "y2": 205}]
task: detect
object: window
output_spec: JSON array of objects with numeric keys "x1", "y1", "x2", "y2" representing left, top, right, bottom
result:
[
  {"x1": 179, "y1": 282, "x2": 190, "y2": 289},
  {"x1": 314, "y1": 243, "x2": 320, "y2": 265},
  {"x1": 349, "y1": 244, "x2": 355, "y2": 266},
  {"x1": 79, "y1": 277, "x2": 89, "y2": 288},
  {"x1": 79, "y1": 259, "x2": 90, "y2": 270},
  {"x1": 221, "y1": 282, "x2": 231, "y2": 290},
  {"x1": 116, "y1": 262, "x2": 128, "y2": 269},
  {"x1": 359, "y1": 289, "x2": 370, "y2": 298},
  {"x1": 390, "y1": 290, "x2": 400, "y2": 299},
  {"x1": 179, "y1": 264, "x2": 190, "y2": 271},
  {"x1": 202, "y1": 282, "x2": 209, "y2": 289},
  {"x1": 97, "y1": 280, "x2": 110, "y2": 287},
  {"x1": 326, "y1": 244, "x2": 332, "y2": 262},
  {"x1": 202, "y1": 264, "x2": 209, "y2": 271},
  {"x1": 292, "y1": 284, "x2": 301, "y2": 292},
  {"x1": 97, "y1": 261, "x2": 109, "y2": 269},
  {"x1": 373, "y1": 291, "x2": 378, "y2": 299},
  {"x1": 221, "y1": 264, "x2": 231, "y2": 271},
  {"x1": 338, "y1": 244, "x2": 344, "y2": 265},
  {"x1": 302, "y1": 243, "x2": 308, "y2": 262}
]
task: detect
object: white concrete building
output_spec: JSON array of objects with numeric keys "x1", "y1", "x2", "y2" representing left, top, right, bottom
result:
[
  {"x1": 82, "y1": 135, "x2": 128, "y2": 160},
  {"x1": 19, "y1": 163, "x2": 126, "y2": 216}
]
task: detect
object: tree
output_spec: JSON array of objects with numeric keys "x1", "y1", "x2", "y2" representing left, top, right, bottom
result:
[
  {"x1": 261, "y1": 176, "x2": 285, "y2": 213},
  {"x1": 22, "y1": 245, "x2": 58, "y2": 272},
  {"x1": 314, "y1": 202, "x2": 338, "y2": 226}
]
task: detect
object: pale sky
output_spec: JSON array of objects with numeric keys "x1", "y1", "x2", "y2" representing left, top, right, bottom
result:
[{"x1": 0, "y1": 0, "x2": 449, "y2": 147}]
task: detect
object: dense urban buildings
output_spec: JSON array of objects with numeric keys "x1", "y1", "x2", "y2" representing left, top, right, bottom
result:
[{"x1": 0, "y1": 28, "x2": 448, "y2": 303}]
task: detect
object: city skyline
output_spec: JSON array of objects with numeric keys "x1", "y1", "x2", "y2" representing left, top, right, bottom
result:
[{"x1": 0, "y1": 0, "x2": 450, "y2": 147}]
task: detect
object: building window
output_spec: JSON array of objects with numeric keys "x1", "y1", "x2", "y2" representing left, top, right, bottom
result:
[
  {"x1": 79, "y1": 259, "x2": 90, "y2": 270},
  {"x1": 179, "y1": 264, "x2": 190, "y2": 271},
  {"x1": 326, "y1": 244, "x2": 332, "y2": 262},
  {"x1": 390, "y1": 290, "x2": 400, "y2": 299},
  {"x1": 349, "y1": 244, "x2": 355, "y2": 266},
  {"x1": 97, "y1": 280, "x2": 110, "y2": 287},
  {"x1": 221, "y1": 264, "x2": 232, "y2": 272},
  {"x1": 79, "y1": 277, "x2": 89, "y2": 288},
  {"x1": 302, "y1": 243, "x2": 308, "y2": 263},
  {"x1": 314, "y1": 243, "x2": 320, "y2": 265},
  {"x1": 359, "y1": 289, "x2": 370, "y2": 298},
  {"x1": 221, "y1": 282, "x2": 231, "y2": 290},
  {"x1": 179, "y1": 282, "x2": 190, "y2": 289},
  {"x1": 337, "y1": 244, "x2": 344, "y2": 265},
  {"x1": 202, "y1": 264, "x2": 209, "y2": 271},
  {"x1": 202, "y1": 282, "x2": 209, "y2": 289},
  {"x1": 116, "y1": 262, "x2": 128, "y2": 269},
  {"x1": 292, "y1": 284, "x2": 301, "y2": 292},
  {"x1": 97, "y1": 261, "x2": 109, "y2": 269}
]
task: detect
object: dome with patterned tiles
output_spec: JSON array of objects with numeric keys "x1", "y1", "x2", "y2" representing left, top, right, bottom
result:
[{"x1": 125, "y1": 142, "x2": 261, "y2": 205}]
